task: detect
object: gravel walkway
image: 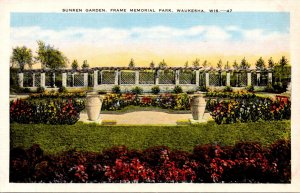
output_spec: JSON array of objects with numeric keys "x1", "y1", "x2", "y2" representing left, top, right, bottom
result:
[{"x1": 80, "y1": 111, "x2": 212, "y2": 125}]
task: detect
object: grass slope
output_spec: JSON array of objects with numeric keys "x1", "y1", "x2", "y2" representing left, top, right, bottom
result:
[{"x1": 10, "y1": 120, "x2": 290, "y2": 155}]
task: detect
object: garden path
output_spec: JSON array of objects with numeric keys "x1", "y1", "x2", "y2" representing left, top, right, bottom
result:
[{"x1": 80, "y1": 111, "x2": 212, "y2": 125}]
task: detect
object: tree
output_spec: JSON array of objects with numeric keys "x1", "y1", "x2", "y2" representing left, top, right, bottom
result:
[
  {"x1": 184, "y1": 61, "x2": 189, "y2": 68},
  {"x1": 192, "y1": 58, "x2": 200, "y2": 67},
  {"x1": 149, "y1": 61, "x2": 155, "y2": 68},
  {"x1": 224, "y1": 61, "x2": 230, "y2": 70},
  {"x1": 202, "y1": 60, "x2": 208, "y2": 68},
  {"x1": 82, "y1": 60, "x2": 89, "y2": 69},
  {"x1": 35, "y1": 40, "x2": 68, "y2": 69},
  {"x1": 10, "y1": 46, "x2": 34, "y2": 70},
  {"x1": 239, "y1": 57, "x2": 250, "y2": 70},
  {"x1": 255, "y1": 57, "x2": 265, "y2": 70},
  {"x1": 268, "y1": 57, "x2": 275, "y2": 69},
  {"x1": 216, "y1": 59, "x2": 223, "y2": 70},
  {"x1": 233, "y1": 60, "x2": 239, "y2": 70},
  {"x1": 279, "y1": 56, "x2": 288, "y2": 67},
  {"x1": 158, "y1": 59, "x2": 167, "y2": 68},
  {"x1": 71, "y1": 60, "x2": 79, "y2": 70},
  {"x1": 128, "y1": 58, "x2": 135, "y2": 68}
]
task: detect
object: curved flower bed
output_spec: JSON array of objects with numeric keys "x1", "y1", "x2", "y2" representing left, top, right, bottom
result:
[{"x1": 10, "y1": 140, "x2": 290, "y2": 183}]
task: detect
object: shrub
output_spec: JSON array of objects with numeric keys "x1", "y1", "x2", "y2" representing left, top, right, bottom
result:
[
  {"x1": 223, "y1": 86, "x2": 233, "y2": 92},
  {"x1": 131, "y1": 86, "x2": 143, "y2": 95},
  {"x1": 58, "y1": 86, "x2": 67, "y2": 93},
  {"x1": 173, "y1": 85, "x2": 183, "y2": 94},
  {"x1": 112, "y1": 85, "x2": 121, "y2": 94},
  {"x1": 246, "y1": 85, "x2": 254, "y2": 92},
  {"x1": 199, "y1": 86, "x2": 209, "y2": 92},
  {"x1": 22, "y1": 88, "x2": 31, "y2": 93},
  {"x1": 265, "y1": 83, "x2": 274, "y2": 92},
  {"x1": 151, "y1": 86, "x2": 160, "y2": 95},
  {"x1": 36, "y1": 86, "x2": 45, "y2": 93}
]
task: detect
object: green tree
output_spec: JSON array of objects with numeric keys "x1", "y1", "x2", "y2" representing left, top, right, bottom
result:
[
  {"x1": 192, "y1": 58, "x2": 200, "y2": 67},
  {"x1": 158, "y1": 59, "x2": 167, "y2": 68},
  {"x1": 233, "y1": 60, "x2": 239, "y2": 70},
  {"x1": 255, "y1": 57, "x2": 265, "y2": 70},
  {"x1": 10, "y1": 46, "x2": 34, "y2": 70},
  {"x1": 71, "y1": 60, "x2": 79, "y2": 70},
  {"x1": 224, "y1": 61, "x2": 230, "y2": 70},
  {"x1": 35, "y1": 40, "x2": 68, "y2": 69},
  {"x1": 268, "y1": 57, "x2": 275, "y2": 69},
  {"x1": 239, "y1": 57, "x2": 250, "y2": 70},
  {"x1": 128, "y1": 58, "x2": 135, "y2": 68},
  {"x1": 216, "y1": 59, "x2": 223, "y2": 70},
  {"x1": 82, "y1": 60, "x2": 89, "y2": 69},
  {"x1": 150, "y1": 61, "x2": 155, "y2": 68},
  {"x1": 184, "y1": 61, "x2": 189, "y2": 68},
  {"x1": 202, "y1": 60, "x2": 208, "y2": 68},
  {"x1": 279, "y1": 56, "x2": 288, "y2": 67}
]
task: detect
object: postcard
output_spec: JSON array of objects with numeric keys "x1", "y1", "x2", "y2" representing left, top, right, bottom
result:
[{"x1": 1, "y1": 0, "x2": 300, "y2": 192}]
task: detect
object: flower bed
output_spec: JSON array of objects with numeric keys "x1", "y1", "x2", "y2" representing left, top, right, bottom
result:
[
  {"x1": 207, "y1": 97, "x2": 291, "y2": 124},
  {"x1": 10, "y1": 98, "x2": 85, "y2": 124},
  {"x1": 10, "y1": 140, "x2": 290, "y2": 183}
]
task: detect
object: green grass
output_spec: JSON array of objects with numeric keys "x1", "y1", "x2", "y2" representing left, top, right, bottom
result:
[{"x1": 10, "y1": 120, "x2": 290, "y2": 155}]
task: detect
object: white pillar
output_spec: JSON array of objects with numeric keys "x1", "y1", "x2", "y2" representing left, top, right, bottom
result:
[
  {"x1": 247, "y1": 72, "x2": 252, "y2": 86},
  {"x1": 135, "y1": 70, "x2": 139, "y2": 85},
  {"x1": 62, "y1": 72, "x2": 67, "y2": 87},
  {"x1": 155, "y1": 69, "x2": 159, "y2": 85},
  {"x1": 226, "y1": 71, "x2": 230, "y2": 86},
  {"x1": 205, "y1": 72, "x2": 209, "y2": 87},
  {"x1": 93, "y1": 70, "x2": 98, "y2": 87},
  {"x1": 115, "y1": 69, "x2": 119, "y2": 85},
  {"x1": 32, "y1": 73, "x2": 36, "y2": 87},
  {"x1": 236, "y1": 72, "x2": 239, "y2": 87},
  {"x1": 72, "y1": 73, "x2": 75, "y2": 87},
  {"x1": 175, "y1": 69, "x2": 180, "y2": 85},
  {"x1": 84, "y1": 72, "x2": 88, "y2": 87},
  {"x1": 268, "y1": 71, "x2": 273, "y2": 84},
  {"x1": 40, "y1": 73, "x2": 45, "y2": 88},
  {"x1": 52, "y1": 72, "x2": 56, "y2": 87},
  {"x1": 18, "y1": 72, "x2": 24, "y2": 87},
  {"x1": 195, "y1": 70, "x2": 200, "y2": 86}
]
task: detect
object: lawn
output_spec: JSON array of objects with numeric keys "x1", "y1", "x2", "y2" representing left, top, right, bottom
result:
[{"x1": 10, "y1": 120, "x2": 291, "y2": 155}]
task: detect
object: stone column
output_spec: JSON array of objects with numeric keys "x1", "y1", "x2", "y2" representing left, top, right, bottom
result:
[
  {"x1": 247, "y1": 71, "x2": 252, "y2": 86},
  {"x1": 93, "y1": 70, "x2": 98, "y2": 87},
  {"x1": 62, "y1": 72, "x2": 67, "y2": 87},
  {"x1": 257, "y1": 72, "x2": 261, "y2": 86},
  {"x1": 100, "y1": 70, "x2": 103, "y2": 85},
  {"x1": 195, "y1": 70, "x2": 200, "y2": 86},
  {"x1": 84, "y1": 72, "x2": 88, "y2": 87},
  {"x1": 72, "y1": 73, "x2": 75, "y2": 87},
  {"x1": 268, "y1": 71, "x2": 273, "y2": 84},
  {"x1": 155, "y1": 69, "x2": 159, "y2": 85},
  {"x1": 18, "y1": 72, "x2": 24, "y2": 87},
  {"x1": 205, "y1": 72, "x2": 209, "y2": 87},
  {"x1": 52, "y1": 72, "x2": 56, "y2": 87},
  {"x1": 115, "y1": 69, "x2": 119, "y2": 85},
  {"x1": 175, "y1": 69, "x2": 180, "y2": 85},
  {"x1": 40, "y1": 73, "x2": 45, "y2": 88},
  {"x1": 226, "y1": 71, "x2": 231, "y2": 86},
  {"x1": 135, "y1": 70, "x2": 139, "y2": 85},
  {"x1": 32, "y1": 73, "x2": 36, "y2": 87}
]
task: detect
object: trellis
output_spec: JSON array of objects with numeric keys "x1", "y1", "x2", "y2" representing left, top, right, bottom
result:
[
  {"x1": 34, "y1": 73, "x2": 41, "y2": 87},
  {"x1": 260, "y1": 71, "x2": 268, "y2": 86},
  {"x1": 159, "y1": 70, "x2": 175, "y2": 84},
  {"x1": 74, "y1": 73, "x2": 84, "y2": 87},
  {"x1": 251, "y1": 73, "x2": 257, "y2": 86},
  {"x1": 179, "y1": 70, "x2": 196, "y2": 84},
  {"x1": 23, "y1": 72, "x2": 33, "y2": 87},
  {"x1": 120, "y1": 71, "x2": 135, "y2": 84},
  {"x1": 239, "y1": 72, "x2": 247, "y2": 87},
  {"x1": 101, "y1": 71, "x2": 115, "y2": 84},
  {"x1": 209, "y1": 72, "x2": 221, "y2": 86},
  {"x1": 88, "y1": 72, "x2": 94, "y2": 87},
  {"x1": 67, "y1": 73, "x2": 73, "y2": 87},
  {"x1": 199, "y1": 72, "x2": 206, "y2": 86},
  {"x1": 139, "y1": 70, "x2": 155, "y2": 84},
  {"x1": 55, "y1": 73, "x2": 62, "y2": 88},
  {"x1": 45, "y1": 72, "x2": 53, "y2": 87}
]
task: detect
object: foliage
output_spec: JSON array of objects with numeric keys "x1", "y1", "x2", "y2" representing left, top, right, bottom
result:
[
  {"x1": 131, "y1": 86, "x2": 143, "y2": 95},
  {"x1": 35, "y1": 40, "x2": 68, "y2": 69},
  {"x1": 223, "y1": 86, "x2": 233, "y2": 92},
  {"x1": 149, "y1": 61, "x2": 155, "y2": 68},
  {"x1": 207, "y1": 97, "x2": 291, "y2": 124},
  {"x1": 264, "y1": 83, "x2": 274, "y2": 93},
  {"x1": 239, "y1": 57, "x2": 250, "y2": 70},
  {"x1": 10, "y1": 139, "x2": 290, "y2": 183},
  {"x1": 268, "y1": 57, "x2": 275, "y2": 69},
  {"x1": 205, "y1": 90, "x2": 257, "y2": 99},
  {"x1": 112, "y1": 85, "x2": 121, "y2": 94},
  {"x1": 29, "y1": 91, "x2": 86, "y2": 99},
  {"x1": 192, "y1": 58, "x2": 200, "y2": 68},
  {"x1": 158, "y1": 59, "x2": 167, "y2": 68},
  {"x1": 36, "y1": 86, "x2": 45, "y2": 93},
  {"x1": 198, "y1": 86, "x2": 209, "y2": 92},
  {"x1": 81, "y1": 60, "x2": 89, "y2": 69},
  {"x1": 245, "y1": 85, "x2": 254, "y2": 92},
  {"x1": 255, "y1": 57, "x2": 265, "y2": 70},
  {"x1": 71, "y1": 60, "x2": 79, "y2": 70},
  {"x1": 151, "y1": 86, "x2": 160, "y2": 95},
  {"x1": 173, "y1": 85, "x2": 183, "y2": 94},
  {"x1": 10, "y1": 98, "x2": 85, "y2": 124},
  {"x1": 58, "y1": 86, "x2": 67, "y2": 93},
  {"x1": 10, "y1": 46, "x2": 34, "y2": 70},
  {"x1": 232, "y1": 60, "x2": 239, "y2": 70},
  {"x1": 216, "y1": 59, "x2": 222, "y2": 70},
  {"x1": 128, "y1": 58, "x2": 135, "y2": 68}
]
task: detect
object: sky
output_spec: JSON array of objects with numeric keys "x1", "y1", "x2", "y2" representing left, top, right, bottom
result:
[{"x1": 10, "y1": 12, "x2": 290, "y2": 68}]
